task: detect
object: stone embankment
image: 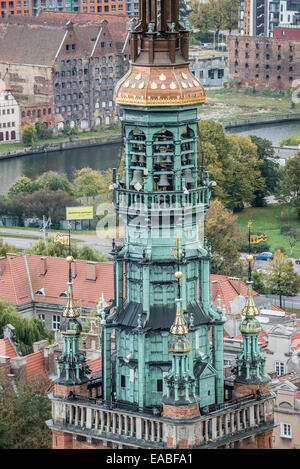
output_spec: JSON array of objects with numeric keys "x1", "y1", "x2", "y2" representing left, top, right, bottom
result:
[{"x1": 0, "y1": 135, "x2": 122, "y2": 160}]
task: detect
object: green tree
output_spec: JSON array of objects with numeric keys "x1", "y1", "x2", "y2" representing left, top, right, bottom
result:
[
  {"x1": 7, "y1": 176, "x2": 37, "y2": 197},
  {"x1": 223, "y1": 134, "x2": 265, "y2": 211},
  {"x1": 36, "y1": 171, "x2": 74, "y2": 195},
  {"x1": 0, "y1": 237, "x2": 18, "y2": 256},
  {"x1": 26, "y1": 236, "x2": 107, "y2": 262},
  {"x1": 74, "y1": 167, "x2": 111, "y2": 199},
  {"x1": 25, "y1": 189, "x2": 78, "y2": 226},
  {"x1": 0, "y1": 414, "x2": 10, "y2": 449},
  {"x1": 249, "y1": 135, "x2": 280, "y2": 207},
  {"x1": 264, "y1": 250, "x2": 300, "y2": 308},
  {"x1": 0, "y1": 373, "x2": 51, "y2": 449},
  {"x1": 189, "y1": 0, "x2": 213, "y2": 31},
  {"x1": 198, "y1": 121, "x2": 265, "y2": 212},
  {"x1": 22, "y1": 124, "x2": 36, "y2": 146},
  {"x1": 251, "y1": 269, "x2": 268, "y2": 294},
  {"x1": 280, "y1": 225, "x2": 300, "y2": 256},
  {"x1": 0, "y1": 300, "x2": 53, "y2": 355},
  {"x1": 205, "y1": 199, "x2": 243, "y2": 276},
  {"x1": 35, "y1": 122, "x2": 53, "y2": 140},
  {"x1": 63, "y1": 123, "x2": 78, "y2": 142},
  {"x1": 277, "y1": 151, "x2": 300, "y2": 219}
]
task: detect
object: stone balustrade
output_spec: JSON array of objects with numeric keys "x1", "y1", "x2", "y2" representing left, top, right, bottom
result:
[
  {"x1": 49, "y1": 392, "x2": 275, "y2": 448},
  {"x1": 114, "y1": 186, "x2": 209, "y2": 213}
]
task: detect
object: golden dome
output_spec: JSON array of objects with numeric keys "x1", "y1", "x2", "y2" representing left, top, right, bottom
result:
[{"x1": 114, "y1": 65, "x2": 205, "y2": 107}]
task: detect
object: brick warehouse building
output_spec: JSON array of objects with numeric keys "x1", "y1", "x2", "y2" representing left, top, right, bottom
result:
[
  {"x1": 228, "y1": 34, "x2": 300, "y2": 90},
  {"x1": 0, "y1": 11, "x2": 130, "y2": 132}
]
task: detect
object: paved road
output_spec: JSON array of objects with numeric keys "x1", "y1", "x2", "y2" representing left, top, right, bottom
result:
[
  {"x1": 264, "y1": 293, "x2": 300, "y2": 311},
  {"x1": 241, "y1": 253, "x2": 300, "y2": 275},
  {"x1": 0, "y1": 227, "x2": 116, "y2": 257}
]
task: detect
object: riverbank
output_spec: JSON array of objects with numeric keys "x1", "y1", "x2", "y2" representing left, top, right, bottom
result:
[
  {"x1": 203, "y1": 87, "x2": 300, "y2": 125},
  {"x1": 0, "y1": 134, "x2": 122, "y2": 160},
  {"x1": 223, "y1": 113, "x2": 300, "y2": 129}
]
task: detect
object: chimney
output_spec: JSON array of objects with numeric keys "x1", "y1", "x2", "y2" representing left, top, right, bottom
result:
[
  {"x1": 86, "y1": 261, "x2": 97, "y2": 281},
  {"x1": 0, "y1": 257, "x2": 6, "y2": 279},
  {"x1": 40, "y1": 257, "x2": 47, "y2": 276}
]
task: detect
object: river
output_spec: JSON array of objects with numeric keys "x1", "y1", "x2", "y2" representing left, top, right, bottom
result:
[{"x1": 0, "y1": 119, "x2": 299, "y2": 195}]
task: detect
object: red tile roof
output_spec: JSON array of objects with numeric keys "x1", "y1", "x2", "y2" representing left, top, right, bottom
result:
[
  {"x1": 0, "y1": 337, "x2": 17, "y2": 358},
  {"x1": 210, "y1": 274, "x2": 256, "y2": 315},
  {"x1": 87, "y1": 357, "x2": 102, "y2": 373},
  {"x1": 291, "y1": 330, "x2": 300, "y2": 352},
  {"x1": 0, "y1": 254, "x2": 114, "y2": 310},
  {"x1": 25, "y1": 350, "x2": 48, "y2": 381}
]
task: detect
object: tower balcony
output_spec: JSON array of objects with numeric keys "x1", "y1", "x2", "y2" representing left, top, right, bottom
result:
[
  {"x1": 48, "y1": 392, "x2": 276, "y2": 449},
  {"x1": 114, "y1": 186, "x2": 210, "y2": 216}
]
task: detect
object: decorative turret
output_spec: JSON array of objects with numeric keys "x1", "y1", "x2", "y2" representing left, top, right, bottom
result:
[
  {"x1": 163, "y1": 270, "x2": 200, "y2": 419},
  {"x1": 233, "y1": 253, "x2": 270, "y2": 398},
  {"x1": 54, "y1": 252, "x2": 90, "y2": 397}
]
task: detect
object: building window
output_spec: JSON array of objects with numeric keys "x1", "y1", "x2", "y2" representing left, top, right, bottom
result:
[
  {"x1": 121, "y1": 375, "x2": 126, "y2": 387},
  {"x1": 157, "y1": 379, "x2": 163, "y2": 392},
  {"x1": 52, "y1": 315, "x2": 60, "y2": 330},
  {"x1": 280, "y1": 423, "x2": 292, "y2": 439},
  {"x1": 275, "y1": 361, "x2": 285, "y2": 376},
  {"x1": 39, "y1": 313, "x2": 45, "y2": 323}
]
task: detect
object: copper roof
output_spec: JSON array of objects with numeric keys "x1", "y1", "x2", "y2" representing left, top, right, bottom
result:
[{"x1": 115, "y1": 64, "x2": 205, "y2": 107}]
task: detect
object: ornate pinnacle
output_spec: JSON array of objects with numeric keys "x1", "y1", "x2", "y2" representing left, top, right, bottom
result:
[
  {"x1": 62, "y1": 256, "x2": 79, "y2": 318},
  {"x1": 170, "y1": 296, "x2": 189, "y2": 336},
  {"x1": 241, "y1": 282, "x2": 259, "y2": 318}
]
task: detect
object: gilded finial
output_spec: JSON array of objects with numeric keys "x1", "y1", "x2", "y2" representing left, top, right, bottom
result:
[
  {"x1": 242, "y1": 282, "x2": 259, "y2": 318},
  {"x1": 170, "y1": 295, "x2": 188, "y2": 336}
]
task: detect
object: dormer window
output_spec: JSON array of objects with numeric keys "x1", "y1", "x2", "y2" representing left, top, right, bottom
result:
[
  {"x1": 59, "y1": 291, "x2": 68, "y2": 298},
  {"x1": 35, "y1": 287, "x2": 45, "y2": 296}
]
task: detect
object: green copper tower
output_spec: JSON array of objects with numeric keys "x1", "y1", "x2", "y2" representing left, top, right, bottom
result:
[{"x1": 101, "y1": 0, "x2": 225, "y2": 412}]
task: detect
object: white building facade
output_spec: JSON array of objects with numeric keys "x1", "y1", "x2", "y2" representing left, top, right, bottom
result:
[{"x1": 0, "y1": 84, "x2": 20, "y2": 143}]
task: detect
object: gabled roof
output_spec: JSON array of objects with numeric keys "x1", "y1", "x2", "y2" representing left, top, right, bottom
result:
[
  {"x1": 0, "y1": 337, "x2": 17, "y2": 358},
  {"x1": 0, "y1": 254, "x2": 114, "y2": 310},
  {"x1": 210, "y1": 274, "x2": 255, "y2": 314},
  {"x1": 87, "y1": 357, "x2": 102, "y2": 373},
  {"x1": 0, "y1": 13, "x2": 130, "y2": 65}
]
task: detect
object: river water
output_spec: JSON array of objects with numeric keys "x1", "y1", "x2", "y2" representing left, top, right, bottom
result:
[{"x1": 0, "y1": 119, "x2": 299, "y2": 195}]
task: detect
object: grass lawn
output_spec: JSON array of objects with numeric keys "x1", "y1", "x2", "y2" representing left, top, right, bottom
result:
[
  {"x1": 237, "y1": 203, "x2": 300, "y2": 258},
  {"x1": 203, "y1": 87, "x2": 300, "y2": 123},
  {"x1": 0, "y1": 126, "x2": 121, "y2": 153}
]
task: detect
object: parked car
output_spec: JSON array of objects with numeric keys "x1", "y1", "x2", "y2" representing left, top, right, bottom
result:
[
  {"x1": 295, "y1": 259, "x2": 300, "y2": 265},
  {"x1": 253, "y1": 252, "x2": 274, "y2": 261}
]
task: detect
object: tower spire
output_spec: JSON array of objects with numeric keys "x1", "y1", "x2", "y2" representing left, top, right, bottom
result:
[
  {"x1": 162, "y1": 269, "x2": 200, "y2": 418},
  {"x1": 54, "y1": 232, "x2": 90, "y2": 391},
  {"x1": 234, "y1": 255, "x2": 270, "y2": 397}
]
